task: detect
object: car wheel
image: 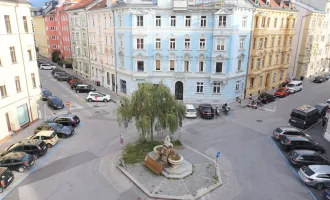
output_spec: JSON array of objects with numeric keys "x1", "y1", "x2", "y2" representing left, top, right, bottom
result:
[
  {"x1": 18, "y1": 167, "x2": 25, "y2": 173},
  {"x1": 63, "y1": 134, "x2": 67, "y2": 139},
  {"x1": 76, "y1": 90, "x2": 79, "y2": 93},
  {"x1": 88, "y1": 98, "x2": 92, "y2": 102},
  {"x1": 47, "y1": 143, "x2": 53, "y2": 148},
  {"x1": 103, "y1": 99, "x2": 108, "y2": 102},
  {"x1": 33, "y1": 154, "x2": 39, "y2": 159},
  {"x1": 315, "y1": 183, "x2": 324, "y2": 190},
  {"x1": 0, "y1": 187, "x2": 3, "y2": 193},
  {"x1": 40, "y1": 67, "x2": 44, "y2": 70}
]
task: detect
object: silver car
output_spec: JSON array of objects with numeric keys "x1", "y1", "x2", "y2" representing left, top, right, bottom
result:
[
  {"x1": 273, "y1": 126, "x2": 310, "y2": 140},
  {"x1": 298, "y1": 165, "x2": 330, "y2": 189}
]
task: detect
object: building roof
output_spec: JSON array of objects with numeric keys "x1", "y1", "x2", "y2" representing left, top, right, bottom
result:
[
  {"x1": 1, "y1": 0, "x2": 31, "y2": 4},
  {"x1": 249, "y1": 0, "x2": 296, "y2": 10},
  {"x1": 90, "y1": 0, "x2": 106, "y2": 9},
  {"x1": 31, "y1": 6, "x2": 42, "y2": 11},
  {"x1": 67, "y1": 0, "x2": 96, "y2": 10}
]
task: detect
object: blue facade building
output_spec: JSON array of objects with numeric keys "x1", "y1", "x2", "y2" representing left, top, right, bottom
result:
[{"x1": 110, "y1": 0, "x2": 254, "y2": 104}]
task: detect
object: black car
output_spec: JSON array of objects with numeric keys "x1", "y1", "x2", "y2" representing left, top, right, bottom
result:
[
  {"x1": 47, "y1": 96, "x2": 64, "y2": 110},
  {"x1": 324, "y1": 188, "x2": 330, "y2": 200},
  {"x1": 75, "y1": 84, "x2": 96, "y2": 93},
  {"x1": 41, "y1": 89, "x2": 52, "y2": 101},
  {"x1": 0, "y1": 167, "x2": 14, "y2": 191},
  {"x1": 198, "y1": 104, "x2": 214, "y2": 119},
  {"x1": 6, "y1": 139, "x2": 48, "y2": 159},
  {"x1": 51, "y1": 68, "x2": 64, "y2": 76},
  {"x1": 258, "y1": 92, "x2": 276, "y2": 104},
  {"x1": 71, "y1": 82, "x2": 82, "y2": 89},
  {"x1": 55, "y1": 73, "x2": 69, "y2": 81},
  {"x1": 0, "y1": 152, "x2": 34, "y2": 173},
  {"x1": 313, "y1": 76, "x2": 326, "y2": 83},
  {"x1": 280, "y1": 135, "x2": 326, "y2": 153},
  {"x1": 314, "y1": 103, "x2": 329, "y2": 118},
  {"x1": 288, "y1": 150, "x2": 329, "y2": 167},
  {"x1": 46, "y1": 114, "x2": 80, "y2": 127},
  {"x1": 34, "y1": 122, "x2": 74, "y2": 138}
]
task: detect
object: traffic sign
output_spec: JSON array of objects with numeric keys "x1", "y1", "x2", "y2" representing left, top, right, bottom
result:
[
  {"x1": 66, "y1": 102, "x2": 70, "y2": 106},
  {"x1": 216, "y1": 152, "x2": 220, "y2": 158}
]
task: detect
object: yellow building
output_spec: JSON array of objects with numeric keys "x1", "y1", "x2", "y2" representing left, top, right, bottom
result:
[
  {"x1": 246, "y1": 0, "x2": 297, "y2": 97},
  {"x1": 32, "y1": 15, "x2": 49, "y2": 58}
]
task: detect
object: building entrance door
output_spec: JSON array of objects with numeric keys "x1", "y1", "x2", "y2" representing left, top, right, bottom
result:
[{"x1": 175, "y1": 81, "x2": 183, "y2": 100}]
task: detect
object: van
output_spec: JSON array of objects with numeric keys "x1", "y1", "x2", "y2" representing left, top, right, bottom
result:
[
  {"x1": 75, "y1": 84, "x2": 96, "y2": 93},
  {"x1": 289, "y1": 105, "x2": 319, "y2": 129},
  {"x1": 287, "y1": 80, "x2": 303, "y2": 93},
  {"x1": 185, "y1": 104, "x2": 197, "y2": 118}
]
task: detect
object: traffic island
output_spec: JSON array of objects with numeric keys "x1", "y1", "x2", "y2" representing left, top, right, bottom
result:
[{"x1": 117, "y1": 138, "x2": 222, "y2": 200}]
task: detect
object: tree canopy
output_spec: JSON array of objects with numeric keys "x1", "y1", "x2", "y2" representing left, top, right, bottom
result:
[
  {"x1": 116, "y1": 82, "x2": 186, "y2": 142},
  {"x1": 51, "y1": 50, "x2": 61, "y2": 63}
]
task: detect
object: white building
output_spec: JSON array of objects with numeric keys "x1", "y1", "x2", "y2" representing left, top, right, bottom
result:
[{"x1": 0, "y1": 0, "x2": 42, "y2": 142}]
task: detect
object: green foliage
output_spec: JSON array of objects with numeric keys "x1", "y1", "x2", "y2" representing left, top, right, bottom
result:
[
  {"x1": 51, "y1": 50, "x2": 61, "y2": 63},
  {"x1": 116, "y1": 82, "x2": 186, "y2": 142}
]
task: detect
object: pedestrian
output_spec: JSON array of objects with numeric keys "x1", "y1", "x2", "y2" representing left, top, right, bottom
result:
[{"x1": 323, "y1": 117, "x2": 328, "y2": 127}]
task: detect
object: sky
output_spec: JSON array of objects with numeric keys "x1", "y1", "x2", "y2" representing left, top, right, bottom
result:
[{"x1": 30, "y1": 0, "x2": 48, "y2": 7}]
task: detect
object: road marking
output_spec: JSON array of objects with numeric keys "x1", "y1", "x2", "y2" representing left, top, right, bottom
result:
[{"x1": 269, "y1": 136, "x2": 317, "y2": 200}]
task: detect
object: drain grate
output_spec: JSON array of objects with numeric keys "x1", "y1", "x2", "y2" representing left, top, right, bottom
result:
[
  {"x1": 256, "y1": 120, "x2": 263, "y2": 122},
  {"x1": 95, "y1": 111, "x2": 101, "y2": 113}
]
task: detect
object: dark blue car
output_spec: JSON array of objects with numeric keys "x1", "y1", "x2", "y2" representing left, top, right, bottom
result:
[
  {"x1": 47, "y1": 96, "x2": 64, "y2": 110},
  {"x1": 42, "y1": 89, "x2": 52, "y2": 101},
  {"x1": 324, "y1": 188, "x2": 330, "y2": 200}
]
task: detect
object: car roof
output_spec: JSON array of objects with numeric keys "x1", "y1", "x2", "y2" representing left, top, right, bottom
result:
[
  {"x1": 35, "y1": 130, "x2": 54, "y2": 136},
  {"x1": 1, "y1": 152, "x2": 25, "y2": 160},
  {"x1": 308, "y1": 165, "x2": 330, "y2": 173},
  {"x1": 200, "y1": 104, "x2": 212, "y2": 107},
  {"x1": 294, "y1": 105, "x2": 316, "y2": 113},
  {"x1": 279, "y1": 126, "x2": 300, "y2": 132},
  {"x1": 285, "y1": 135, "x2": 309, "y2": 141},
  {"x1": 293, "y1": 150, "x2": 318, "y2": 155},
  {"x1": 289, "y1": 80, "x2": 302, "y2": 84},
  {"x1": 49, "y1": 96, "x2": 61, "y2": 100},
  {"x1": 185, "y1": 104, "x2": 195, "y2": 109},
  {"x1": 19, "y1": 139, "x2": 41, "y2": 146}
]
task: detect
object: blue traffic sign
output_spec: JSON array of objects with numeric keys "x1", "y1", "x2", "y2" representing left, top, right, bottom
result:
[{"x1": 216, "y1": 152, "x2": 220, "y2": 158}]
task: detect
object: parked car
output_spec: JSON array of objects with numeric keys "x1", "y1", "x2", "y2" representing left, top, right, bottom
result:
[
  {"x1": 314, "y1": 103, "x2": 329, "y2": 118},
  {"x1": 198, "y1": 104, "x2": 214, "y2": 119},
  {"x1": 40, "y1": 63, "x2": 55, "y2": 70},
  {"x1": 288, "y1": 150, "x2": 329, "y2": 167},
  {"x1": 273, "y1": 126, "x2": 310, "y2": 140},
  {"x1": 69, "y1": 79, "x2": 85, "y2": 86},
  {"x1": 327, "y1": 99, "x2": 330, "y2": 107},
  {"x1": 37, "y1": 60, "x2": 48, "y2": 67},
  {"x1": 45, "y1": 114, "x2": 80, "y2": 127},
  {"x1": 324, "y1": 188, "x2": 330, "y2": 199},
  {"x1": 71, "y1": 82, "x2": 82, "y2": 89},
  {"x1": 314, "y1": 76, "x2": 326, "y2": 83},
  {"x1": 6, "y1": 139, "x2": 48, "y2": 159},
  {"x1": 75, "y1": 84, "x2": 96, "y2": 93},
  {"x1": 53, "y1": 71, "x2": 66, "y2": 79},
  {"x1": 34, "y1": 122, "x2": 74, "y2": 138},
  {"x1": 298, "y1": 165, "x2": 330, "y2": 189},
  {"x1": 280, "y1": 135, "x2": 325, "y2": 153},
  {"x1": 258, "y1": 92, "x2": 276, "y2": 104},
  {"x1": 66, "y1": 75, "x2": 78, "y2": 84},
  {"x1": 86, "y1": 92, "x2": 111, "y2": 102},
  {"x1": 185, "y1": 104, "x2": 197, "y2": 118},
  {"x1": 41, "y1": 89, "x2": 52, "y2": 101},
  {"x1": 27, "y1": 130, "x2": 58, "y2": 148},
  {"x1": 55, "y1": 73, "x2": 69, "y2": 81},
  {"x1": 0, "y1": 152, "x2": 34, "y2": 173},
  {"x1": 274, "y1": 87, "x2": 290, "y2": 98},
  {"x1": 0, "y1": 167, "x2": 14, "y2": 191},
  {"x1": 287, "y1": 80, "x2": 303, "y2": 93},
  {"x1": 289, "y1": 105, "x2": 320, "y2": 129},
  {"x1": 51, "y1": 69, "x2": 64, "y2": 76},
  {"x1": 323, "y1": 74, "x2": 329, "y2": 81},
  {"x1": 47, "y1": 96, "x2": 64, "y2": 110}
]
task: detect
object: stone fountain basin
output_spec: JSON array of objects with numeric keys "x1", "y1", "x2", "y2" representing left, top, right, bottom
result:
[
  {"x1": 168, "y1": 154, "x2": 184, "y2": 165},
  {"x1": 153, "y1": 145, "x2": 163, "y2": 155}
]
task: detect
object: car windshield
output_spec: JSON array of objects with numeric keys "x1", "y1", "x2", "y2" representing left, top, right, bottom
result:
[
  {"x1": 275, "y1": 128, "x2": 282, "y2": 133},
  {"x1": 290, "y1": 151, "x2": 299, "y2": 159},
  {"x1": 287, "y1": 84, "x2": 295, "y2": 87},
  {"x1": 55, "y1": 124, "x2": 64, "y2": 129},
  {"x1": 22, "y1": 154, "x2": 30, "y2": 162},
  {"x1": 50, "y1": 132, "x2": 56, "y2": 138},
  {"x1": 187, "y1": 109, "x2": 195, "y2": 112},
  {"x1": 52, "y1": 98, "x2": 62, "y2": 104},
  {"x1": 302, "y1": 166, "x2": 315, "y2": 176},
  {"x1": 291, "y1": 111, "x2": 306, "y2": 121},
  {"x1": 314, "y1": 105, "x2": 323, "y2": 111},
  {"x1": 277, "y1": 89, "x2": 285, "y2": 92},
  {"x1": 43, "y1": 90, "x2": 51, "y2": 95},
  {"x1": 203, "y1": 107, "x2": 212, "y2": 112}
]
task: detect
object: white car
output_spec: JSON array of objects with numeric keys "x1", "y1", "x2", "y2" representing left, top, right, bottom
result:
[
  {"x1": 40, "y1": 63, "x2": 56, "y2": 70},
  {"x1": 86, "y1": 92, "x2": 111, "y2": 102},
  {"x1": 185, "y1": 104, "x2": 197, "y2": 118},
  {"x1": 326, "y1": 99, "x2": 330, "y2": 107},
  {"x1": 286, "y1": 80, "x2": 303, "y2": 93}
]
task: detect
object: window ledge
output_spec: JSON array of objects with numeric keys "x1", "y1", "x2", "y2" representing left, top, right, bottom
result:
[
  {"x1": 183, "y1": 49, "x2": 191, "y2": 51},
  {"x1": 214, "y1": 50, "x2": 226, "y2": 52},
  {"x1": 198, "y1": 49, "x2": 207, "y2": 52},
  {"x1": 212, "y1": 93, "x2": 221, "y2": 95},
  {"x1": 196, "y1": 92, "x2": 204, "y2": 95}
]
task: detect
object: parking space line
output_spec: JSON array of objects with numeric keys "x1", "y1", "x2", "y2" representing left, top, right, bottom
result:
[{"x1": 269, "y1": 136, "x2": 317, "y2": 200}]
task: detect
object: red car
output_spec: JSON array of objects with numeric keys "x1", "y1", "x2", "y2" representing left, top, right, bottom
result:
[{"x1": 274, "y1": 87, "x2": 290, "y2": 98}]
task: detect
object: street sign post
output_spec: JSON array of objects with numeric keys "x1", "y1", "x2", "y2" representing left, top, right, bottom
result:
[
  {"x1": 216, "y1": 152, "x2": 220, "y2": 168},
  {"x1": 94, "y1": 96, "x2": 99, "y2": 107},
  {"x1": 66, "y1": 102, "x2": 70, "y2": 114}
]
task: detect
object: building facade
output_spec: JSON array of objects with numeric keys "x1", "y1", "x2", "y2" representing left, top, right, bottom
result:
[
  {"x1": 0, "y1": 0, "x2": 41, "y2": 142},
  {"x1": 87, "y1": 0, "x2": 116, "y2": 91},
  {"x1": 111, "y1": 0, "x2": 254, "y2": 104},
  {"x1": 246, "y1": 0, "x2": 297, "y2": 97},
  {"x1": 32, "y1": 15, "x2": 50, "y2": 58}
]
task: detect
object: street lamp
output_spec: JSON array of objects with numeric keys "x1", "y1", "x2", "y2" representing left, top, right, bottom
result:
[{"x1": 292, "y1": 14, "x2": 312, "y2": 79}]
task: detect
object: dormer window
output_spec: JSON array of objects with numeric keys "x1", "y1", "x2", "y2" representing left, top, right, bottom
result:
[
  {"x1": 255, "y1": 0, "x2": 259, "y2": 5},
  {"x1": 266, "y1": 0, "x2": 270, "y2": 6}
]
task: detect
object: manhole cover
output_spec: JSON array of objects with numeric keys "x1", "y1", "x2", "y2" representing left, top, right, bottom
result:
[
  {"x1": 95, "y1": 111, "x2": 101, "y2": 113},
  {"x1": 256, "y1": 120, "x2": 263, "y2": 122}
]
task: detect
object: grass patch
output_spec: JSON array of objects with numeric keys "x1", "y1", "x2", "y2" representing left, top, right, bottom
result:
[{"x1": 123, "y1": 140, "x2": 182, "y2": 164}]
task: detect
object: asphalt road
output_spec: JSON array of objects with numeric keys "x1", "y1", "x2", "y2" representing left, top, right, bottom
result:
[{"x1": 2, "y1": 68, "x2": 330, "y2": 200}]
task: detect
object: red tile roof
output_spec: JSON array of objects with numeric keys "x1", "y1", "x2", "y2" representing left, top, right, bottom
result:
[
  {"x1": 68, "y1": 0, "x2": 96, "y2": 10},
  {"x1": 90, "y1": 0, "x2": 106, "y2": 10}
]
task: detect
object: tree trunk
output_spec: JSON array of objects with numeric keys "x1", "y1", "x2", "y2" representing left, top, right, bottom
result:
[{"x1": 150, "y1": 120, "x2": 154, "y2": 142}]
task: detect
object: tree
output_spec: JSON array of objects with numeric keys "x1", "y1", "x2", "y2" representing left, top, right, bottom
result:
[
  {"x1": 51, "y1": 50, "x2": 61, "y2": 63},
  {"x1": 116, "y1": 82, "x2": 186, "y2": 142}
]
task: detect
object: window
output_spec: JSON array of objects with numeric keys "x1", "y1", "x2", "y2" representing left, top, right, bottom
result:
[
  {"x1": 289, "y1": 37, "x2": 292, "y2": 46},
  {"x1": 240, "y1": 37, "x2": 245, "y2": 49},
  {"x1": 137, "y1": 16, "x2": 143, "y2": 26},
  {"x1": 253, "y1": 38, "x2": 256, "y2": 49},
  {"x1": 279, "y1": 71, "x2": 283, "y2": 80},
  {"x1": 268, "y1": 55, "x2": 272, "y2": 66},
  {"x1": 137, "y1": 61, "x2": 144, "y2": 71},
  {"x1": 267, "y1": 18, "x2": 270, "y2": 28},
  {"x1": 27, "y1": 49, "x2": 32, "y2": 61},
  {"x1": 259, "y1": 38, "x2": 263, "y2": 49},
  {"x1": 184, "y1": 38, "x2": 190, "y2": 50},
  {"x1": 15, "y1": 76, "x2": 21, "y2": 92},
  {"x1": 286, "y1": 18, "x2": 289, "y2": 28},
  {"x1": 170, "y1": 38, "x2": 176, "y2": 50},
  {"x1": 51, "y1": 36, "x2": 56, "y2": 40},
  {"x1": 292, "y1": 19, "x2": 295, "y2": 28},
  {"x1": 272, "y1": 72, "x2": 276, "y2": 82},
  {"x1": 184, "y1": 61, "x2": 189, "y2": 71},
  {"x1": 4, "y1": 15, "x2": 11, "y2": 33},
  {"x1": 216, "y1": 38, "x2": 225, "y2": 50},
  {"x1": 104, "y1": 16, "x2": 107, "y2": 27},
  {"x1": 155, "y1": 60, "x2": 161, "y2": 71},
  {"x1": 200, "y1": 16, "x2": 206, "y2": 27},
  {"x1": 261, "y1": 17, "x2": 265, "y2": 28},
  {"x1": 262, "y1": 56, "x2": 265, "y2": 67},
  {"x1": 286, "y1": 54, "x2": 290, "y2": 63},
  {"x1": 242, "y1": 17, "x2": 247, "y2": 28},
  {"x1": 155, "y1": 16, "x2": 161, "y2": 26},
  {"x1": 271, "y1": 37, "x2": 275, "y2": 47},
  {"x1": 0, "y1": 85, "x2": 8, "y2": 98},
  {"x1": 237, "y1": 59, "x2": 242, "y2": 71},
  {"x1": 280, "y1": 18, "x2": 283, "y2": 28},
  {"x1": 170, "y1": 60, "x2": 175, "y2": 71},
  {"x1": 120, "y1": 80, "x2": 127, "y2": 94},
  {"x1": 278, "y1": 36, "x2": 281, "y2": 46},
  {"x1": 197, "y1": 82, "x2": 203, "y2": 93},
  {"x1": 185, "y1": 16, "x2": 191, "y2": 27},
  {"x1": 258, "y1": 76, "x2": 263, "y2": 86},
  {"x1": 250, "y1": 78, "x2": 254, "y2": 88},
  {"x1": 218, "y1": 16, "x2": 227, "y2": 27},
  {"x1": 52, "y1": 44, "x2": 57, "y2": 49},
  {"x1": 199, "y1": 39, "x2": 206, "y2": 50},
  {"x1": 251, "y1": 58, "x2": 254, "y2": 69},
  {"x1": 170, "y1": 16, "x2": 176, "y2": 27},
  {"x1": 236, "y1": 81, "x2": 240, "y2": 91},
  {"x1": 137, "y1": 38, "x2": 144, "y2": 49},
  {"x1": 199, "y1": 61, "x2": 204, "y2": 72},
  {"x1": 256, "y1": 58, "x2": 260, "y2": 69},
  {"x1": 155, "y1": 38, "x2": 161, "y2": 49},
  {"x1": 255, "y1": 17, "x2": 258, "y2": 28},
  {"x1": 49, "y1": 17, "x2": 54, "y2": 21},
  {"x1": 264, "y1": 38, "x2": 267, "y2": 48},
  {"x1": 275, "y1": 54, "x2": 279, "y2": 64},
  {"x1": 23, "y1": 16, "x2": 28, "y2": 32},
  {"x1": 50, "y1": 26, "x2": 55, "y2": 31},
  {"x1": 31, "y1": 73, "x2": 36, "y2": 88},
  {"x1": 215, "y1": 62, "x2": 223, "y2": 73},
  {"x1": 284, "y1": 37, "x2": 287, "y2": 46},
  {"x1": 213, "y1": 82, "x2": 221, "y2": 94},
  {"x1": 10, "y1": 46, "x2": 16, "y2": 63}
]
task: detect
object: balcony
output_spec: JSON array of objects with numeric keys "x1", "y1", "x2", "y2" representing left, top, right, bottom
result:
[
  {"x1": 132, "y1": 71, "x2": 148, "y2": 80},
  {"x1": 210, "y1": 73, "x2": 227, "y2": 81}
]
